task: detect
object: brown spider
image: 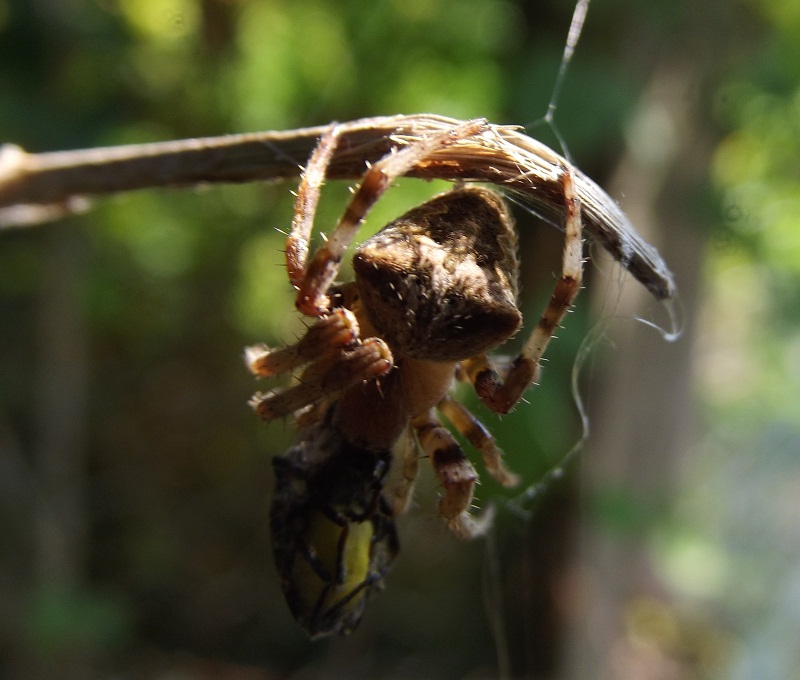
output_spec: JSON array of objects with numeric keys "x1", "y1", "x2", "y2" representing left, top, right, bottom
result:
[{"x1": 245, "y1": 119, "x2": 583, "y2": 636}]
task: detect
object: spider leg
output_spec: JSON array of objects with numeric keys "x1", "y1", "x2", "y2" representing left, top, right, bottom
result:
[
  {"x1": 250, "y1": 337, "x2": 393, "y2": 420},
  {"x1": 388, "y1": 427, "x2": 419, "y2": 517},
  {"x1": 285, "y1": 123, "x2": 344, "y2": 291},
  {"x1": 462, "y1": 166, "x2": 583, "y2": 414},
  {"x1": 245, "y1": 308, "x2": 359, "y2": 378},
  {"x1": 411, "y1": 409, "x2": 493, "y2": 539},
  {"x1": 436, "y1": 395, "x2": 519, "y2": 487},
  {"x1": 296, "y1": 119, "x2": 489, "y2": 316}
]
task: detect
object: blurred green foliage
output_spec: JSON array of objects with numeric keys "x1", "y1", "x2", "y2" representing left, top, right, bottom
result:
[
  {"x1": 0, "y1": 2, "x2": 587, "y2": 676},
  {"x1": 1, "y1": 0, "x2": 798, "y2": 678}
]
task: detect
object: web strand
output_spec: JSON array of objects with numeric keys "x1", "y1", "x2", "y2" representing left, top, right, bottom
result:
[{"x1": 528, "y1": 0, "x2": 591, "y2": 164}]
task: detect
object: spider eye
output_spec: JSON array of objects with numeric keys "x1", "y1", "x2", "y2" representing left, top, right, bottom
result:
[{"x1": 270, "y1": 421, "x2": 399, "y2": 637}]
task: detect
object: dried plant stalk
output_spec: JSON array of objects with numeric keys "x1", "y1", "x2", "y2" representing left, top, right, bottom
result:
[{"x1": 0, "y1": 114, "x2": 674, "y2": 301}]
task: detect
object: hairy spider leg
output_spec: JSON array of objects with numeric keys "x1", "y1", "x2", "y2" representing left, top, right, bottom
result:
[
  {"x1": 462, "y1": 166, "x2": 584, "y2": 414},
  {"x1": 436, "y1": 394, "x2": 519, "y2": 487},
  {"x1": 411, "y1": 409, "x2": 494, "y2": 539},
  {"x1": 285, "y1": 123, "x2": 343, "y2": 291},
  {"x1": 245, "y1": 308, "x2": 359, "y2": 378},
  {"x1": 249, "y1": 337, "x2": 394, "y2": 420},
  {"x1": 291, "y1": 119, "x2": 490, "y2": 316},
  {"x1": 387, "y1": 427, "x2": 419, "y2": 517}
]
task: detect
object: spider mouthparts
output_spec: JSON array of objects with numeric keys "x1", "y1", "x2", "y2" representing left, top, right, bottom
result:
[{"x1": 295, "y1": 293, "x2": 329, "y2": 317}]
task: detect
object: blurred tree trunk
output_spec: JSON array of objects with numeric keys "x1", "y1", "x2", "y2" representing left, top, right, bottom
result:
[
  {"x1": 33, "y1": 228, "x2": 89, "y2": 589},
  {"x1": 563, "y1": 55, "x2": 712, "y2": 679}
]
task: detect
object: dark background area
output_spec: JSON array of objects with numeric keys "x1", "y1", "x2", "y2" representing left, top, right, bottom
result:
[{"x1": 2, "y1": 0, "x2": 798, "y2": 678}]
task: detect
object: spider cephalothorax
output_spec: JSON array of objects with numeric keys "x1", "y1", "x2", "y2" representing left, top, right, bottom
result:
[{"x1": 246, "y1": 119, "x2": 583, "y2": 636}]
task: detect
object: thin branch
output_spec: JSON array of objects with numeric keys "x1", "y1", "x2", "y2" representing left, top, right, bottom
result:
[{"x1": 0, "y1": 114, "x2": 675, "y2": 301}]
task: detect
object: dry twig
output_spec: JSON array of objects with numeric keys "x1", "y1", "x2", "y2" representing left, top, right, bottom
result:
[{"x1": 0, "y1": 114, "x2": 674, "y2": 301}]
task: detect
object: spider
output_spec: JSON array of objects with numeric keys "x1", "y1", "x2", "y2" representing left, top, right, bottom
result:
[{"x1": 245, "y1": 119, "x2": 583, "y2": 637}]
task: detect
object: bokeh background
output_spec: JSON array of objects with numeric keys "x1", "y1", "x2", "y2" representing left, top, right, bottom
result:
[{"x1": 2, "y1": 0, "x2": 799, "y2": 678}]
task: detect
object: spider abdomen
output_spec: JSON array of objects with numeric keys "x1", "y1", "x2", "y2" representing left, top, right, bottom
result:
[{"x1": 353, "y1": 187, "x2": 522, "y2": 361}]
